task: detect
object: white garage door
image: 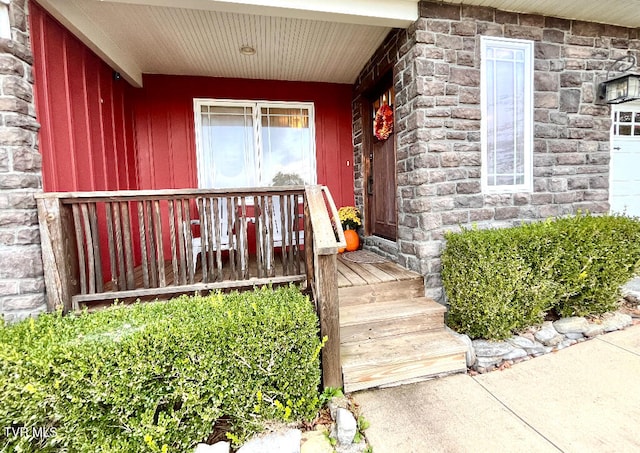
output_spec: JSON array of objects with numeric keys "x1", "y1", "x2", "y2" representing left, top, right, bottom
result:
[{"x1": 611, "y1": 105, "x2": 640, "y2": 217}]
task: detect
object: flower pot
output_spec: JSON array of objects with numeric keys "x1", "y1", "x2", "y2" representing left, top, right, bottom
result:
[{"x1": 344, "y1": 229, "x2": 360, "y2": 252}]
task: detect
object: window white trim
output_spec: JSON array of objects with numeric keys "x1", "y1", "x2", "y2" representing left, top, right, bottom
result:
[
  {"x1": 480, "y1": 36, "x2": 534, "y2": 194},
  {"x1": 0, "y1": 2, "x2": 10, "y2": 40},
  {"x1": 193, "y1": 98, "x2": 316, "y2": 189}
]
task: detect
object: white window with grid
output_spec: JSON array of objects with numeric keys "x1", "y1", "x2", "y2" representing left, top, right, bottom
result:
[
  {"x1": 194, "y1": 99, "x2": 316, "y2": 189},
  {"x1": 481, "y1": 37, "x2": 534, "y2": 193}
]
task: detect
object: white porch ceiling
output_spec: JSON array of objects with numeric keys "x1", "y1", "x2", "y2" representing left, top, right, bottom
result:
[
  {"x1": 35, "y1": 1, "x2": 640, "y2": 88},
  {"x1": 36, "y1": 0, "x2": 420, "y2": 87}
]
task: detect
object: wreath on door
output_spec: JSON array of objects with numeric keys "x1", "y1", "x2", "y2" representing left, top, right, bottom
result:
[{"x1": 374, "y1": 104, "x2": 394, "y2": 141}]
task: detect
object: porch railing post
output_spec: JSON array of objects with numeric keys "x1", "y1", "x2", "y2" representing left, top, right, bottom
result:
[
  {"x1": 304, "y1": 185, "x2": 345, "y2": 389},
  {"x1": 36, "y1": 195, "x2": 78, "y2": 312},
  {"x1": 315, "y1": 252, "x2": 341, "y2": 388}
]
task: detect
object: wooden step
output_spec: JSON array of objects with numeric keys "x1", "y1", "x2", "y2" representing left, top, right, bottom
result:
[
  {"x1": 341, "y1": 329, "x2": 468, "y2": 393},
  {"x1": 338, "y1": 278, "x2": 424, "y2": 307},
  {"x1": 340, "y1": 297, "x2": 445, "y2": 343}
]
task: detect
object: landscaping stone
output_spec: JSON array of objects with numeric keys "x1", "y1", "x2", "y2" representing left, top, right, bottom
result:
[
  {"x1": 464, "y1": 308, "x2": 634, "y2": 373},
  {"x1": 601, "y1": 312, "x2": 632, "y2": 332},
  {"x1": 553, "y1": 316, "x2": 589, "y2": 334},
  {"x1": 194, "y1": 442, "x2": 230, "y2": 453},
  {"x1": 475, "y1": 356, "x2": 504, "y2": 369},
  {"x1": 472, "y1": 340, "x2": 513, "y2": 357},
  {"x1": 584, "y1": 324, "x2": 605, "y2": 338},
  {"x1": 447, "y1": 327, "x2": 475, "y2": 367},
  {"x1": 300, "y1": 429, "x2": 333, "y2": 453},
  {"x1": 534, "y1": 322, "x2": 564, "y2": 346},
  {"x1": 556, "y1": 338, "x2": 577, "y2": 350},
  {"x1": 564, "y1": 332, "x2": 584, "y2": 340},
  {"x1": 508, "y1": 335, "x2": 547, "y2": 355},
  {"x1": 336, "y1": 441, "x2": 368, "y2": 453},
  {"x1": 328, "y1": 396, "x2": 350, "y2": 420},
  {"x1": 237, "y1": 429, "x2": 301, "y2": 453},
  {"x1": 472, "y1": 339, "x2": 517, "y2": 369},
  {"x1": 621, "y1": 277, "x2": 640, "y2": 303},
  {"x1": 335, "y1": 408, "x2": 357, "y2": 446},
  {"x1": 502, "y1": 347, "x2": 527, "y2": 361}
]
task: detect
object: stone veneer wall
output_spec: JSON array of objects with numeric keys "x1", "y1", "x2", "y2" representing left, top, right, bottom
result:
[
  {"x1": 353, "y1": 1, "x2": 640, "y2": 301},
  {"x1": 0, "y1": 0, "x2": 45, "y2": 322}
]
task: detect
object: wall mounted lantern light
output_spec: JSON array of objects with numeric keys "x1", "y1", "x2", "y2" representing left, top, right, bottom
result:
[{"x1": 597, "y1": 53, "x2": 640, "y2": 104}]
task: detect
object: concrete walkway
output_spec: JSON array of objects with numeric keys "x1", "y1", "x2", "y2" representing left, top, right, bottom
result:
[{"x1": 354, "y1": 324, "x2": 640, "y2": 453}]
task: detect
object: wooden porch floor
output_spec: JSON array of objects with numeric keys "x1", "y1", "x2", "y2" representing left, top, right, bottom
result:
[{"x1": 337, "y1": 254, "x2": 420, "y2": 288}]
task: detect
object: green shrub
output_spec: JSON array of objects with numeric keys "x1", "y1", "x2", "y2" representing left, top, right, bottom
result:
[
  {"x1": 442, "y1": 214, "x2": 640, "y2": 340},
  {"x1": 0, "y1": 285, "x2": 322, "y2": 452},
  {"x1": 442, "y1": 225, "x2": 557, "y2": 340}
]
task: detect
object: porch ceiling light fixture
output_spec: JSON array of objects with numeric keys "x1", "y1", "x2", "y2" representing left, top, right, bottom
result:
[
  {"x1": 240, "y1": 45, "x2": 256, "y2": 56},
  {"x1": 597, "y1": 53, "x2": 640, "y2": 104}
]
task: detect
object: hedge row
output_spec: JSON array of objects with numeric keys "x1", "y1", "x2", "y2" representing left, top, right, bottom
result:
[
  {"x1": 0, "y1": 285, "x2": 322, "y2": 452},
  {"x1": 442, "y1": 214, "x2": 640, "y2": 340}
]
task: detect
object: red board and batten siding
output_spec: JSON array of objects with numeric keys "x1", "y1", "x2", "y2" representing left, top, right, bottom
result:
[
  {"x1": 29, "y1": 1, "x2": 138, "y2": 193},
  {"x1": 133, "y1": 75, "x2": 355, "y2": 208}
]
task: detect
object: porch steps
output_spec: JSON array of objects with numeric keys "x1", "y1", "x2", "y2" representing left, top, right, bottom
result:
[
  {"x1": 340, "y1": 297, "x2": 445, "y2": 343},
  {"x1": 338, "y1": 274, "x2": 467, "y2": 393}
]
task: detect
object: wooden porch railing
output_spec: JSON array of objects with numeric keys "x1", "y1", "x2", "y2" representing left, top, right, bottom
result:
[
  {"x1": 36, "y1": 185, "x2": 345, "y2": 388},
  {"x1": 303, "y1": 185, "x2": 346, "y2": 388}
]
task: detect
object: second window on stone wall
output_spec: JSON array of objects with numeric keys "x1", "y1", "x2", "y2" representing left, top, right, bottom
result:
[{"x1": 481, "y1": 36, "x2": 534, "y2": 193}]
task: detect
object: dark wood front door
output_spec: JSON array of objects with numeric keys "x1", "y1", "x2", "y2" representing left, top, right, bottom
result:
[{"x1": 366, "y1": 85, "x2": 397, "y2": 240}]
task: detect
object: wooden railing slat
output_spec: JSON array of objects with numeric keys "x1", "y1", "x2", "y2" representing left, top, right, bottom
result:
[
  {"x1": 112, "y1": 203, "x2": 127, "y2": 291},
  {"x1": 286, "y1": 194, "x2": 294, "y2": 275},
  {"x1": 121, "y1": 202, "x2": 135, "y2": 290},
  {"x1": 71, "y1": 204, "x2": 87, "y2": 295},
  {"x1": 267, "y1": 195, "x2": 275, "y2": 277},
  {"x1": 205, "y1": 197, "x2": 215, "y2": 282},
  {"x1": 176, "y1": 199, "x2": 187, "y2": 286},
  {"x1": 227, "y1": 196, "x2": 236, "y2": 279},
  {"x1": 294, "y1": 195, "x2": 301, "y2": 275},
  {"x1": 88, "y1": 203, "x2": 103, "y2": 293},
  {"x1": 213, "y1": 197, "x2": 223, "y2": 281},
  {"x1": 153, "y1": 200, "x2": 166, "y2": 287},
  {"x1": 137, "y1": 202, "x2": 150, "y2": 289},
  {"x1": 168, "y1": 200, "x2": 179, "y2": 285},
  {"x1": 104, "y1": 202, "x2": 119, "y2": 290},
  {"x1": 146, "y1": 201, "x2": 158, "y2": 287},
  {"x1": 197, "y1": 197, "x2": 207, "y2": 282},
  {"x1": 79, "y1": 203, "x2": 95, "y2": 294},
  {"x1": 279, "y1": 194, "x2": 287, "y2": 275},
  {"x1": 254, "y1": 195, "x2": 263, "y2": 279},
  {"x1": 184, "y1": 200, "x2": 194, "y2": 284},
  {"x1": 240, "y1": 197, "x2": 249, "y2": 279}
]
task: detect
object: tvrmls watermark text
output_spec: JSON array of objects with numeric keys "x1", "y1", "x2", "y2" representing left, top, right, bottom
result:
[{"x1": 4, "y1": 426, "x2": 57, "y2": 439}]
